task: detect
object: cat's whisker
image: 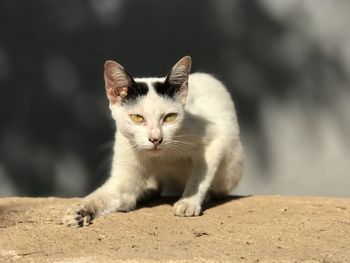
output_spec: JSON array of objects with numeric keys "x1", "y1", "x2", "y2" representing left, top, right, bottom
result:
[
  {"x1": 172, "y1": 135, "x2": 207, "y2": 144},
  {"x1": 173, "y1": 134, "x2": 203, "y2": 138},
  {"x1": 167, "y1": 142, "x2": 195, "y2": 155},
  {"x1": 166, "y1": 144, "x2": 184, "y2": 160},
  {"x1": 170, "y1": 140, "x2": 201, "y2": 148}
]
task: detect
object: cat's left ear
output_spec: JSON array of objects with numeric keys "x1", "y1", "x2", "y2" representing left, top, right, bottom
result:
[
  {"x1": 104, "y1": 60, "x2": 133, "y2": 105},
  {"x1": 166, "y1": 56, "x2": 192, "y2": 105}
]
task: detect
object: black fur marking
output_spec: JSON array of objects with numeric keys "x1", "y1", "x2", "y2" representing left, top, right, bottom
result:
[
  {"x1": 122, "y1": 80, "x2": 149, "y2": 105},
  {"x1": 153, "y1": 79, "x2": 181, "y2": 99}
]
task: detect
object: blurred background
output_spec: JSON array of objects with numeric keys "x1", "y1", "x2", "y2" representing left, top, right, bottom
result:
[{"x1": 0, "y1": 0, "x2": 349, "y2": 197}]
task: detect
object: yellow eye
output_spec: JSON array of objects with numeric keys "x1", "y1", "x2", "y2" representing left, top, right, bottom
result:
[
  {"x1": 130, "y1": 114, "x2": 145, "y2": 124},
  {"x1": 164, "y1": 113, "x2": 177, "y2": 123}
]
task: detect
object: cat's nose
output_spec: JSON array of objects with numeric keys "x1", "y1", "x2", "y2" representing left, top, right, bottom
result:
[{"x1": 149, "y1": 137, "x2": 163, "y2": 145}]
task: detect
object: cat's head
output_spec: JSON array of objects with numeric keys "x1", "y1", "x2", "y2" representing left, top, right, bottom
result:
[{"x1": 103, "y1": 56, "x2": 191, "y2": 155}]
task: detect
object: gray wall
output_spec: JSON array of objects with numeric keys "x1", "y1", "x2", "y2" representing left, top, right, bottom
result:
[{"x1": 0, "y1": 0, "x2": 349, "y2": 197}]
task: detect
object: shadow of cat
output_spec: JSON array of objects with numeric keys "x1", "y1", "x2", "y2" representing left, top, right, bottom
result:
[{"x1": 138, "y1": 195, "x2": 252, "y2": 215}]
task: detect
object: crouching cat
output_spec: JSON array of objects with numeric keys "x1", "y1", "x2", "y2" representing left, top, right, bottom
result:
[{"x1": 63, "y1": 56, "x2": 244, "y2": 227}]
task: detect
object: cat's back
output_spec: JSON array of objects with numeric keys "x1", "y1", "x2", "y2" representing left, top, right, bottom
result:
[{"x1": 186, "y1": 73, "x2": 237, "y2": 124}]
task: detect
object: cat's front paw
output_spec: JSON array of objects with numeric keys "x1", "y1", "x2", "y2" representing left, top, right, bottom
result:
[
  {"x1": 62, "y1": 203, "x2": 95, "y2": 227},
  {"x1": 173, "y1": 199, "x2": 202, "y2": 217}
]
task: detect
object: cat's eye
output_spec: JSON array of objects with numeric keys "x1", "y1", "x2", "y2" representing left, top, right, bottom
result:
[
  {"x1": 130, "y1": 114, "x2": 145, "y2": 124},
  {"x1": 163, "y1": 113, "x2": 177, "y2": 123}
]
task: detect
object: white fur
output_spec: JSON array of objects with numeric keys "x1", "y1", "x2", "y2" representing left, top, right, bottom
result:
[{"x1": 63, "y1": 72, "x2": 244, "y2": 226}]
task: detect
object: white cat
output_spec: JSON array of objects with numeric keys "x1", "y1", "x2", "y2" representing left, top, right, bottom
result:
[{"x1": 63, "y1": 56, "x2": 244, "y2": 227}]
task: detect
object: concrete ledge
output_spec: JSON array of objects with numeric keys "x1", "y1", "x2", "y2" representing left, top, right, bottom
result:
[{"x1": 0, "y1": 196, "x2": 349, "y2": 262}]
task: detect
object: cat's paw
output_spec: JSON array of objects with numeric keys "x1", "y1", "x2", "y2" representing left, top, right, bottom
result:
[
  {"x1": 62, "y1": 203, "x2": 95, "y2": 227},
  {"x1": 173, "y1": 199, "x2": 202, "y2": 217}
]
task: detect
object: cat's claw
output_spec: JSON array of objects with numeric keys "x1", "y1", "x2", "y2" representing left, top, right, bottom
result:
[
  {"x1": 62, "y1": 204, "x2": 95, "y2": 227},
  {"x1": 173, "y1": 199, "x2": 202, "y2": 217}
]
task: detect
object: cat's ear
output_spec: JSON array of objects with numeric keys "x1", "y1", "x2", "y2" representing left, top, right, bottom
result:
[
  {"x1": 166, "y1": 56, "x2": 192, "y2": 104},
  {"x1": 104, "y1": 60, "x2": 133, "y2": 105}
]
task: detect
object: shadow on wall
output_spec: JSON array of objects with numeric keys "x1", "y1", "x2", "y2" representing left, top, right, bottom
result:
[{"x1": 0, "y1": 0, "x2": 349, "y2": 197}]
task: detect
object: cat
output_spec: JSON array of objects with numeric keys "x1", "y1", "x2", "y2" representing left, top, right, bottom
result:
[{"x1": 62, "y1": 56, "x2": 244, "y2": 227}]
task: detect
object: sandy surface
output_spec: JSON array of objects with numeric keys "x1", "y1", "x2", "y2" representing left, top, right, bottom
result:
[{"x1": 0, "y1": 196, "x2": 349, "y2": 263}]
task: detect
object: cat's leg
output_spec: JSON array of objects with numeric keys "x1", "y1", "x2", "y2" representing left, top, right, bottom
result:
[
  {"x1": 173, "y1": 138, "x2": 226, "y2": 217},
  {"x1": 62, "y1": 167, "x2": 147, "y2": 227},
  {"x1": 210, "y1": 143, "x2": 244, "y2": 196}
]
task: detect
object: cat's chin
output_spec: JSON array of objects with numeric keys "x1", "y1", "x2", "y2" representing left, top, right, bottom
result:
[{"x1": 145, "y1": 148, "x2": 164, "y2": 155}]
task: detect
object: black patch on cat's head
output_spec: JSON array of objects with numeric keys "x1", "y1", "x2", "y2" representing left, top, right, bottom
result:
[
  {"x1": 153, "y1": 56, "x2": 191, "y2": 102},
  {"x1": 153, "y1": 79, "x2": 181, "y2": 100},
  {"x1": 122, "y1": 79, "x2": 149, "y2": 105}
]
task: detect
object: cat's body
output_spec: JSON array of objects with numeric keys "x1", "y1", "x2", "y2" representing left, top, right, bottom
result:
[{"x1": 63, "y1": 56, "x2": 244, "y2": 227}]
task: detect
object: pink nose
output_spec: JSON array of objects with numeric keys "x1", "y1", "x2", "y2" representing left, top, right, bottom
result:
[{"x1": 148, "y1": 137, "x2": 163, "y2": 145}]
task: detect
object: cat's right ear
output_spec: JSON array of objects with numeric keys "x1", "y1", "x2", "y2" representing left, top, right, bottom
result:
[
  {"x1": 166, "y1": 56, "x2": 192, "y2": 105},
  {"x1": 104, "y1": 60, "x2": 132, "y2": 105}
]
